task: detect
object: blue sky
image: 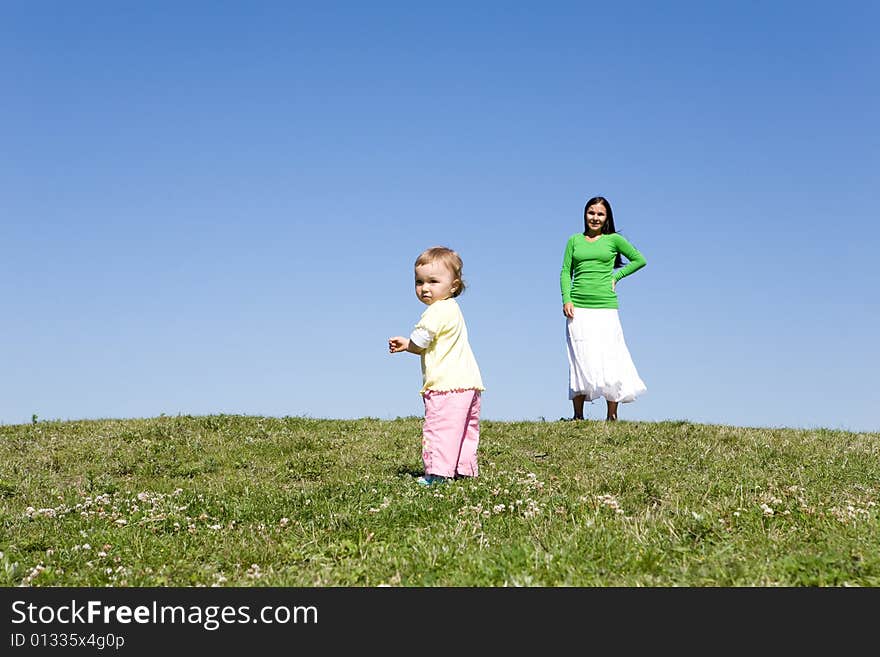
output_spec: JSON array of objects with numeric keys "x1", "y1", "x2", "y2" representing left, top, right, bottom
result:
[{"x1": 2, "y1": 1, "x2": 878, "y2": 432}]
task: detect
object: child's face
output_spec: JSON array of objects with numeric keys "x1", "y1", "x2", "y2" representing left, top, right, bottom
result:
[{"x1": 414, "y1": 261, "x2": 458, "y2": 306}]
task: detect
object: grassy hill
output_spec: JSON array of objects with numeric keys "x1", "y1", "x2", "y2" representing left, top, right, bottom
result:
[{"x1": 1, "y1": 415, "x2": 878, "y2": 586}]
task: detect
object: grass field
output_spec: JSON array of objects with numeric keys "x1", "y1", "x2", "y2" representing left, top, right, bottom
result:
[{"x1": 1, "y1": 415, "x2": 878, "y2": 586}]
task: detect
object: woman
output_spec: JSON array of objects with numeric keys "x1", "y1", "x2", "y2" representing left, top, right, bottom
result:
[{"x1": 560, "y1": 196, "x2": 647, "y2": 420}]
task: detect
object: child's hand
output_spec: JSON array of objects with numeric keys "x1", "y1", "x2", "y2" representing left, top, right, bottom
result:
[{"x1": 388, "y1": 337, "x2": 409, "y2": 353}]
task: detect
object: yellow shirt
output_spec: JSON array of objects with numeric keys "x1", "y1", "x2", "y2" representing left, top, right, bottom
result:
[{"x1": 409, "y1": 298, "x2": 484, "y2": 395}]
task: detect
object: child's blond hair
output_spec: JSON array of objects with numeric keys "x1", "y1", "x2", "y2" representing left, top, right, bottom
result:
[{"x1": 414, "y1": 246, "x2": 466, "y2": 297}]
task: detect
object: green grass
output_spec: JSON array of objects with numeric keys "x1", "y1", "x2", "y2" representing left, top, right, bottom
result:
[{"x1": 1, "y1": 415, "x2": 878, "y2": 586}]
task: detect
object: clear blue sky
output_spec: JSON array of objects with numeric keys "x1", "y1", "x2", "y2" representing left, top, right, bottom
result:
[{"x1": 3, "y1": 1, "x2": 878, "y2": 432}]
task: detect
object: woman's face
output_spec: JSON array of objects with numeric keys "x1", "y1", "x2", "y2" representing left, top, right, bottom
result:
[{"x1": 585, "y1": 203, "x2": 607, "y2": 233}]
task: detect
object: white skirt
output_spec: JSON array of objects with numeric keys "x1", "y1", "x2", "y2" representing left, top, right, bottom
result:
[{"x1": 566, "y1": 308, "x2": 646, "y2": 402}]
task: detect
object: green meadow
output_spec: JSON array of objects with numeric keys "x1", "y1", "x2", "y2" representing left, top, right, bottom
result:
[{"x1": 1, "y1": 415, "x2": 878, "y2": 586}]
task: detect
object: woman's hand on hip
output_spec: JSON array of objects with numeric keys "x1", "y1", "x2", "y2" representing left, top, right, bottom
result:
[{"x1": 563, "y1": 302, "x2": 575, "y2": 319}]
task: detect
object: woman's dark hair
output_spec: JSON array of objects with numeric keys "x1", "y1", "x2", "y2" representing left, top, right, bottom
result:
[{"x1": 583, "y1": 196, "x2": 622, "y2": 268}]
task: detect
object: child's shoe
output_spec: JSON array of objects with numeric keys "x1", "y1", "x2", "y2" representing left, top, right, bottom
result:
[{"x1": 416, "y1": 474, "x2": 448, "y2": 486}]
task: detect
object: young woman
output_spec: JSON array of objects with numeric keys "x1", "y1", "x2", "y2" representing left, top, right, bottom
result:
[{"x1": 560, "y1": 196, "x2": 647, "y2": 421}]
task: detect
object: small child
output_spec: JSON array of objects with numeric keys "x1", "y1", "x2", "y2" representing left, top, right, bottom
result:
[{"x1": 388, "y1": 246, "x2": 485, "y2": 486}]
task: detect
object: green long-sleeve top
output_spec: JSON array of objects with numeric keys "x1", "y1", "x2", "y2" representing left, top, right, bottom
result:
[{"x1": 560, "y1": 232, "x2": 646, "y2": 308}]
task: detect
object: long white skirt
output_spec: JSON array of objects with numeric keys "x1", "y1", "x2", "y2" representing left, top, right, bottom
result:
[{"x1": 566, "y1": 308, "x2": 646, "y2": 402}]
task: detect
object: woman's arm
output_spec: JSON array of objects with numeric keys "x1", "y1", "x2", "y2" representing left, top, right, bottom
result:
[
  {"x1": 560, "y1": 236, "x2": 575, "y2": 304},
  {"x1": 612, "y1": 235, "x2": 646, "y2": 282}
]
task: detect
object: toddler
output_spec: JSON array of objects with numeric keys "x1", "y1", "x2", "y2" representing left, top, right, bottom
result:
[{"x1": 388, "y1": 246, "x2": 484, "y2": 486}]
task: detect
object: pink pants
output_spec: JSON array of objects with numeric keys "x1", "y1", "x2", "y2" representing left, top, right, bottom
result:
[{"x1": 422, "y1": 389, "x2": 482, "y2": 478}]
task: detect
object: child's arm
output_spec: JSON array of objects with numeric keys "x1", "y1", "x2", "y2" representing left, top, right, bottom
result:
[{"x1": 388, "y1": 336, "x2": 424, "y2": 355}]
